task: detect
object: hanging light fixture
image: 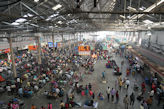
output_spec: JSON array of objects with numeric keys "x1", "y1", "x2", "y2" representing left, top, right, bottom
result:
[
  {"x1": 76, "y1": 0, "x2": 80, "y2": 8},
  {"x1": 94, "y1": 0, "x2": 97, "y2": 7}
]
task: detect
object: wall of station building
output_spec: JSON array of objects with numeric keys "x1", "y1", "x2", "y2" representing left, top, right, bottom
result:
[
  {"x1": 124, "y1": 30, "x2": 164, "y2": 55},
  {"x1": 0, "y1": 33, "x2": 78, "y2": 50},
  {"x1": 150, "y1": 31, "x2": 164, "y2": 50}
]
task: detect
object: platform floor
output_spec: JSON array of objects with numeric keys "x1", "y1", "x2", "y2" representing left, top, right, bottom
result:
[{"x1": 0, "y1": 53, "x2": 163, "y2": 109}]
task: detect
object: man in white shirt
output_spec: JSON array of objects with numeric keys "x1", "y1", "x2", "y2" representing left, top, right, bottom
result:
[
  {"x1": 34, "y1": 85, "x2": 39, "y2": 91},
  {"x1": 106, "y1": 87, "x2": 111, "y2": 102},
  {"x1": 149, "y1": 90, "x2": 154, "y2": 97},
  {"x1": 56, "y1": 88, "x2": 60, "y2": 94},
  {"x1": 6, "y1": 85, "x2": 11, "y2": 95},
  {"x1": 125, "y1": 79, "x2": 130, "y2": 90},
  {"x1": 17, "y1": 78, "x2": 20, "y2": 83}
]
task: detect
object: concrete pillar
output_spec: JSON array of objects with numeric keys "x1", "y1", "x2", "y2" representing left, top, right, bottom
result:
[
  {"x1": 36, "y1": 36, "x2": 42, "y2": 64},
  {"x1": 69, "y1": 34, "x2": 71, "y2": 49},
  {"x1": 74, "y1": 34, "x2": 76, "y2": 47},
  {"x1": 132, "y1": 31, "x2": 135, "y2": 42},
  {"x1": 127, "y1": 32, "x2": 130, "y2": 41},
  {"x1": 8, "y1": 37, "x2": 17, "y2": 78},
  {"x1": 138, "y1": 32, "x2": 142, "y2": 45},
  {"x1": 52, "y1": 32, "x2": 55, "y2": 52},
  {"x1": 129, "y1": 32, "x2": 132, "y2": 42},
  {"x1": 61, "y1": 34, "x2": 64, "y2": 48}
]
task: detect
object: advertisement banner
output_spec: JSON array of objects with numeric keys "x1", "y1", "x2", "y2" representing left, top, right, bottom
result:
[
  {"x1": 78, "y1": 51, "x2": 91, "y2": 56},
  {"x1": 28, "y1": 45, "x2": 38, "y2": 50},
  {"x1": 78, "y1": 45, "x2": 90, "y2": 51},
  {"x1": 48, "y1": 42, "x2": 57, "y2": 48}
]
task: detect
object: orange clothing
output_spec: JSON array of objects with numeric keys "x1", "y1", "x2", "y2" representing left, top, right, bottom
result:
[{"x1": 31, "y1": 106, "x2": 37, "y2": 109}]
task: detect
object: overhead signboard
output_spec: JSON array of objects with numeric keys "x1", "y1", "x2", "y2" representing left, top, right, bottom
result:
[
  {"x1": 48, "y1": 42, "x2": 57, "y2": 48},
  {"x1": 79, "y1": 51, "x2": 91, "y2": 56},
  {"x1": 28, "y1": 45, "x2": 38, "y2": 51},
  {"x1": 74, "y1": 46, "x2": 78, "y2": 52},
  {"x1": 78, "y1": 45, "x2": 90, "y2": 51},
  {"x1": 0, "y1": 48, "x2": 10, "y2": 54}
]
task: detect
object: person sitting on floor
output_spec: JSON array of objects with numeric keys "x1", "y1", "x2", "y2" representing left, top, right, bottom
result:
[
  {"x1": 98, "y1": 92, "x2": 104, "y2": 100},
  {"x1": 84, "y1": 100, "x2": 94, "y2": 107}
]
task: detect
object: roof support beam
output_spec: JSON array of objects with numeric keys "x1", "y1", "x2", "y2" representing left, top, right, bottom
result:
[
  {"x1": 67, "y1": 11, "x2": 164, "y2": 15},
  {"x1": 20, "y1": 2, "x2": 44, "y2": 19},
  {"x1": 131, "y1": 0, "x2": 164, "y2": 20}
]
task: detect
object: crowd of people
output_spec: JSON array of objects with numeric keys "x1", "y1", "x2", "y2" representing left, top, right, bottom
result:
[
  {"x1": 0, "y1": 42, "x2": 163, "y2": 109},
  {"x1": 0, "y1": 45, "x2": 99, "y2": 109}
]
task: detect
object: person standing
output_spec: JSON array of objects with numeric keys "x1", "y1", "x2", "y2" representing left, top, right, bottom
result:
[
  {"x1": 119, "y1": 80, "x2": 123, "y2": 91},
  {"x1": 115, "y1": 90, "x2": 119, "y2": 104},
  {"x1": 31, "y1": 104, "x2": 37, "y2": 109},
  {"x1": 92, "y1": 92, "x2": 95, "y2": 99},
  {"x1": 102, "y1": 71, "x2": 105, "y2": 79},
  {"x1": 110, "y1": 88, "x2": 116, "y2": 103},
  {"x1": 123, "y1": 95, "x2": 129, "y2": 109},
  {"x1": 130, "y1": 92, "x2": 135, "y2": 106},
  {"x1": 60, "y1": 100, "x2": 65, "y2": 109},
  {"x1": 85, "y1": 85, "x2": 89, "y2": 96},
  {"x1": 88, "y1": 83, "x2": 92, "y2": 90},
  {"x1": 6, "y1": 85, "x2": 11, "y2": 95},
  {"x1": 141, "y1": 82, "x2": 146, "y2": 93},
  {"x1": 47, "y1": 103, "x2": 52, "y2": 109},
  {"x1": 140, "y1": 103, "x2": 144, "y2": 109},
  {"x1": 125, "y1": 79, "x2": 130, "y2": 90},
  {"x1": 143, "y1": 100, "x2": 148, "y2": 109},
  {"x1": 40, "y1": 106, "x2": 45, "y2": 109},
  {"x1": 106, "y1": 87, "x2": 111, "y2": 102},
  {"x1": 157, "y1": 93, "x2": 162, "y2": 105}
]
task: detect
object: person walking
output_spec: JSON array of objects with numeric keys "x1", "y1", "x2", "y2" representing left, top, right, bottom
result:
[
  {"x1": 106, "y1": 87, "x2": 111, "y2": 102},
  {"x1": 119, "y1": 80, "x2": 123, "y2": 90},
  {"x1": 102, "y1": 71, "x2": 105, "y2": 79},
  {"x1": 85, "y1": 85, "x2": 89, "y2": 96},
  {"x1": 140, "y1": 103, "x2": 144, "y2": 109},
  {"x1": 60, "y1": 100, "x2": 65, "y2": 109},
  {"x1": 40, "y1": 106, "x2": 45, "y2": 109},
  {"x1": 88, "y1": 83, "x2": 92, "y2": 90},
  {"x1": 143, "y1": 100, "x2": 148, "y2": 109},
  {"x1": 115, "y1": 90, "x2": 119, "y2": 104},
  {"x1": 141, "y1": 82, "x2": 146, "y2": 93},
  {"x1": 47, "y1": 103, "x2": 52, "y2": 109},
  {"x1": 123, "y1": 95, "x2": 129, "y2": 109},
  {"x1": 92, "y1": 92, "x2": 95, "y2": 99},
  {"x1": 110, "y1": 88, "x2": 116, "y2": 103},
  {"x1": 125, "y1": 79, "x2": 130, "y2": 90},
  {"x1": 130, "y1": 92, "x2": 135, "y2": 106}
]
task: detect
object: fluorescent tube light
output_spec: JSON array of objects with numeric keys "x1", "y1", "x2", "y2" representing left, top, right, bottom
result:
[
  {"x1": 50, "y1": 13, "x2": 58, "y2": 18},
  {"x1": 15, "y1": 18, "x2": 27, "y2": 23},
  {"x1": 46, "y1": 13, "x2": 59, "y2": 21},
  {"x1": 143, "y1": 20, "x2": 153, "y2": 24},
  {"x1": 11, "y1": 22, "x2": 20, "y2": 25},
  {"x1": 30, "y1": 23, "x2": 39, "y2": 27},
  {"x1": 139, "y1": 6, "x2": 146, "y2": 11},
  {"x1": 127, "y1": 6, "x2": 137, "y2": 12},
  {"x1": 58, "y1": 21, "x2": 62, "y2": 24},
  {"x1": 52, "y1": 4, "x2": 62, "y2": 11},
  {"x1": 23, "y1": 13, "x2": 33, "y2": 17},
  {"x1": 120, "y1": 15, "x2": 125, "y2": 19},
  {"x1": 34, "y1": 0, "x2": 39, "y2": 2}
]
